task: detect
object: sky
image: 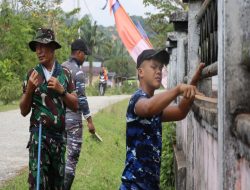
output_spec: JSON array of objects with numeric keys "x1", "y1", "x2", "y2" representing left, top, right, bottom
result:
[{"x1": 60, "y1": 0, "x2": 158, "y2": 27}]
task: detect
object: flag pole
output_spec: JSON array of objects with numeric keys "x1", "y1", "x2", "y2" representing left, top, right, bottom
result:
[{"x1": 36, "y1": 121, "x2": 42, "y2": 190}]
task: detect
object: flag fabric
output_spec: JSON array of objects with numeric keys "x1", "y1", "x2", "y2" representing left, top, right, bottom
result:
[
  {"x1": 109, "y1": 0, "x2": 153, "y2": 62},
  {"x1": 135, "y1": 20, "x2": 152, "y2": 46},
  {"x1": 108, "y1": 0, "x2": 168, "y2": 89}
]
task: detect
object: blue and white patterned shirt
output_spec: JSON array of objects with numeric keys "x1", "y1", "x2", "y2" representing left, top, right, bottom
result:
[
  {"x1": 62, "y1": 58, "x2": 91, "y2": 126},
  {"x1": 121, "y1": 89, "x2": 162, "y2": 190}
]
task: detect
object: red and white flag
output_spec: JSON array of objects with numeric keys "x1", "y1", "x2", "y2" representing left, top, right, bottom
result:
[{"x1": 109, "y1": 0, "x2": 153, "y2": 62}]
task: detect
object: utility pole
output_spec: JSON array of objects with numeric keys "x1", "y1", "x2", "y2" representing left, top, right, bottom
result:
[{"x1": 77, "y1": 0, "x2": 81, "y2": 38}]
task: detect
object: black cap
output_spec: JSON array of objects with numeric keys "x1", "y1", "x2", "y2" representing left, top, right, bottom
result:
[
  {"x1": 71, "y1": 39, "x2": 91, "y2": 55},
  {"x1": 136, "y1": 48, "x2": 170, "y2": 68},
  {"x1": 29, "y1": 28, "x2": 61, "y2": 52}
]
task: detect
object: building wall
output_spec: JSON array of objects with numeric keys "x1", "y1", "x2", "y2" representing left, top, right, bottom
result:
[
  {"x1": 192, "y1": 116, "x2": 218, "y2": 190},
  {"x1": 218, "y1": 0, "x2": 250, "y2": 189},
  {"x1": 169, "y1": 0, "x2": 250, "y2": 189}
]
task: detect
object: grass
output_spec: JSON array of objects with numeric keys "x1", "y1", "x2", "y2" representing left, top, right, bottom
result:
[
  {"x1": 72, "y1": 100, "x2": 128, "y2": 190},
  {"x1": 0, "y1": 168, "x2": 29, "y2": 190},
  {"x1": 85, "y1": 81, "x2": 138, "y2": 96},
  {"x1": 0, "y1": 101, "x2": 19, "y2": 112},
  {"x1": 1, "y1": 99, "x2": 129, "y2": 190},
  {"x1": 1, "y1": 99, "x2": 175, "y2": 190}
]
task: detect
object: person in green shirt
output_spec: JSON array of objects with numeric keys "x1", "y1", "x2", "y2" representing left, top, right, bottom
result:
[{"x1": 19, "y1": 28, "x2": 78, "y2": 189}]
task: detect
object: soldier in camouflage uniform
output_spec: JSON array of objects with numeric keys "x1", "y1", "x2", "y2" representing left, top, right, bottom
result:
[
  {"x1": 19, "y1": 28, "x2": 78, "y2": 190},
  {"x1": 119, "y1": 49, "x2": 204, "y2": 190},
  {"x1": 62, "y1": 39, "x2": 95, "y2": 190}
]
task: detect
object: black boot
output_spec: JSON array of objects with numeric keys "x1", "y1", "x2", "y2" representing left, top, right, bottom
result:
[{"x1": 64, "y1": 173, "x2": 75, "y2": 190}]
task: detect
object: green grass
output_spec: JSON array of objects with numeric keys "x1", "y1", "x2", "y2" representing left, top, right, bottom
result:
[
  {"x1": 72, "y1": 100, "x2": 128, "y2": 190},
  {"x1": 0, "y1": 168, "x2": 29, "y2": 189},
  {"x1": 1, "y1": 99, "x2": 129, "y2": 190},
  {"x1": 85, "y1": 81, "x2": 138, "y2": 96},
  {"x1": 1, "y1": 99, "x2": 175, "y2": 190},
  {"x1": 0, "y1": 101, "x2": 19, "y2": 112},
  {"x1": 160, "y1": 123, "x2": 176, "y2": 190}
]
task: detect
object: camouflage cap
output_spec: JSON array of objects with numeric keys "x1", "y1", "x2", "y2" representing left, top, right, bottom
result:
[{"x1": 29, "y1": 28, "x2": 61, "y2": 52}]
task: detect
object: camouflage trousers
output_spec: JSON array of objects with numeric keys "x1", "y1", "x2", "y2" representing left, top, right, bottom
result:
[
  {"x1": 28, "y1": 131, "x2": 66, "y2": 190},
  {"x1": 65, "y1": 123, "x2": 83, "y2": 176}
]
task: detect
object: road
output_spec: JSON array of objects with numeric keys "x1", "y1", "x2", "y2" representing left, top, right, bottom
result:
[{"x1": 0, "y1": 95, "x2": 130, "y2": 186}]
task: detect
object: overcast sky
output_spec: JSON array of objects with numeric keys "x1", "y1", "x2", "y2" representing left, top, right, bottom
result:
[{"x1": 60, "y1": 0, "x2": 157, "y2": 26}]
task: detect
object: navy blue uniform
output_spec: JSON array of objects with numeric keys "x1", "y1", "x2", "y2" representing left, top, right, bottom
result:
[
  {"x1": 62, "y1": 58, "x2": 91, "y2": 176},
  {"x1": 120, "y1": 89, "x2": 162, "y2": 190}
]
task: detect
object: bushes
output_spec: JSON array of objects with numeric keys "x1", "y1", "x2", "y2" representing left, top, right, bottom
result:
[
  {"x1": 86, "y1": 80, "x2": 138, "y2": 96},
  {"x1": 120, "y1": 80, "x2": 138, "y2": 94},
  {"x1": 0, "y1": 77, "x2": 22, "y2": 105},
  {"x1": 85, "y1": 82, "x2": 100, "y2": 96},
  {"x1": 0, "y1": 59, "x2": 22, "y2": 104},
  {"x1": 160, "y1": 122, "x2": 176, "y2": 190}
]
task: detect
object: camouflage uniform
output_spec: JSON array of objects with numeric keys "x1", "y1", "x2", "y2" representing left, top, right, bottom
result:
[
  {"x1": 23, "y1": 61, "x2": 75, "y2": 190},
  {"x1": 120, "y1": 89, "x2": 162, "y2": 190},
  {"x1": 62, "y1": 58, "x2": 91, "y2": 179}
]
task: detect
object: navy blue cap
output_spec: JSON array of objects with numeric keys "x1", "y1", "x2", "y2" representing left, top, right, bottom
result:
[
  {"x1": 137, "y1": 48, "x2": 170, "y2": 68},
  {"x1": 71, "y1": 39, "x2": 91, "y2": 55}
]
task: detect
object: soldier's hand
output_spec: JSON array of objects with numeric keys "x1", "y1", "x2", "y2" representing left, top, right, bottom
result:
[
  {"x1": 47, "y1": 77, "x2": 64, "y2": 94},
  {"x1": 191, "y1": 62, "x2": 206, "y2": 85},
  {"x1": 178, "y1": 84, "x2": 202, "y2": 99},
  {"x1": 26, "y1": 70, "x2": 39, "y2": 93},
  {"x1": 87, "y1": 122, "x2": 95, "y2": 134}
]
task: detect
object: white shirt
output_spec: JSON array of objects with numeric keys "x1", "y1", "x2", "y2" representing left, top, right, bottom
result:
[{"x1": 42, "y1": 63, "x2": 55, "y2": 81}]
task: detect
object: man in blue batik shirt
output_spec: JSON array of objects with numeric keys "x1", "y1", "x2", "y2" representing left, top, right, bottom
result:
[{"x1": 120, "y1": 49, "x2": 205, "y2": 190}]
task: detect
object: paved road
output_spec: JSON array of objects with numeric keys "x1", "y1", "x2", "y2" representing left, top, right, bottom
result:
[{"x1": 0, "y1": 95, "x2": 130, "y2": 186}]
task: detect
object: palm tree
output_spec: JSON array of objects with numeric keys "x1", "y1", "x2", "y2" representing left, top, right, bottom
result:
[
  {"x1": 79, "y1": 17, "x2": 114, "y2": 85},
  {"x1": 79, "y1": 17, "x2": 98, "y2": 86},
  {"x1": 104, "y1": 39, "x2": 135, "y2": 78}
]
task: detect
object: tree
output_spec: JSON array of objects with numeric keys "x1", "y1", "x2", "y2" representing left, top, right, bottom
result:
[
  {"x1": 78, "y1": 17, "x2": 114, "y2": 86},
  {"x1": 75, "y1": 16, "x2": 96, "y2": 86},
  {"x1": 142, "y1": 0, "x2": 185, "y2": 47},
  {"x1": 0, "y1": 0, "x2": 140, "y2": 104},
  {"x1": 0, "y1": 0, "x2": 69, "y2": 103},
  {"x1": 0, "y1": 1, "x2": 36, "y2": 79},
  {"x1": 104, "y1": 39, "x2": 135, "y2": 78},
  {"x1": 0, "y1": 59, "x2": 21, "y2": 104}
]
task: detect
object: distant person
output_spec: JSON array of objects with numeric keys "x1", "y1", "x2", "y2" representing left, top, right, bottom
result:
[
  {"x1": 99, "y1": 65, "x2": 108, "y2": 81},
  {"x1": 62, "y1": 39, "x2": 96, "y2": 189},
  {"x1": 99, "y1": 65, "x2": 108, "y2": 95},
  {"x1": 119, "y1": 49, "x2": 205, "y2": 190},
  {"x1": 19, "y1": 28, "x2": 78, "y2": 189}
]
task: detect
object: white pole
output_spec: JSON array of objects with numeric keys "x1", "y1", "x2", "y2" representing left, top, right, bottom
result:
[{"x1": 77, "y1": 0, "x2": 81, "y2": 38}]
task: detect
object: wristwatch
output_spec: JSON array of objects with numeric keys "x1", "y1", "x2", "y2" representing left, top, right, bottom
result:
[{"x1": 60, "y1": 88, "x2": 67, "y2": 97}]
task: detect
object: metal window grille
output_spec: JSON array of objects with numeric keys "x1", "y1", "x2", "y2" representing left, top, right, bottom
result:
[{"x1": 198, "y1": 0, "x2": 218, "y2": 66}]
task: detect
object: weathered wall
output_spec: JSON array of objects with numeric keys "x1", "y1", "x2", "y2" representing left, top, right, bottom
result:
[
  {"x1": 167, "y1": 33, "x2": 178, "y2": 90},
  {"x1": 169, "y1": 0, "x2": 250, "y2": 190},
  {"x1": 192, "y1": 117, "x2": 218, "y2": 190},
  {"x1": 186, "y1": 2, "x2": 203, "y2": 190},
  {"x1": 218, "y1": 0, "x2": 250, "y2": 189}
]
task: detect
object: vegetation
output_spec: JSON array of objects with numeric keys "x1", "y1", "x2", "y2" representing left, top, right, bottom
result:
[
  {"x1": 1, "y1": 99, "x2": 176, "y2": 190},
  {"x1": 0, "y1": 0, "x2": 136, "y2": 103},
  {"x1": 0, "y1": 0, "x2": 185, "y2": 104},
  {"x1": 0, "y1": 1, "x2": 185, "y2": 189},
  {"x1": 143, "y1": 0, "x2": 185, "y2": 47},
  {"x1": 85, "y1": 80, "x2": 138, "y2": 96},
  {"x1": 161, "y1": 122, "x2": 176, "y2": 190},
  {"x1": 0, "y1": 101, "x2": 19, "y2": 112}
]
